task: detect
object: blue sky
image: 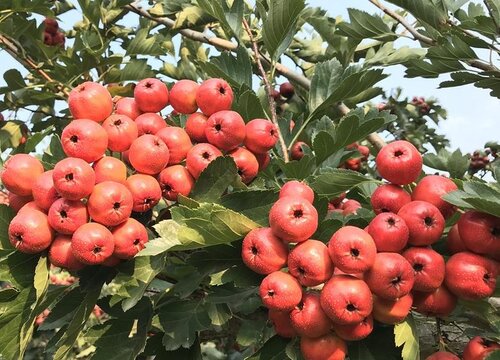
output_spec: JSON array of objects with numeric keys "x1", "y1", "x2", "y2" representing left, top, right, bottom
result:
[{"x1": 0, "y1": 0, "x2": 498, "y2": 154}]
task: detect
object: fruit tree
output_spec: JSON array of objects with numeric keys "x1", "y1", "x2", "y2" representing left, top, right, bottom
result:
[{"x1": 0, "y1": 1, "x2": 499, "y2": 359}]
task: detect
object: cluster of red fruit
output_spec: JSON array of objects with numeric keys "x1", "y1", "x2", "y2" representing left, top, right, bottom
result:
[
  {"x1": 341, "y1": 142, "x2": 370, "y2": 171},
  {"x1": 43, "y1": 18, "x2": 65, "y2": 47},
  {"x1": 411, "y1": 96, "x2": 430, "y2": 115},
  {"x1": 469, "y1": 150, "x2": 491, "y2": 171},
  {"x1": 241, "y1": 140, "x2": 499, "y2": 360}
]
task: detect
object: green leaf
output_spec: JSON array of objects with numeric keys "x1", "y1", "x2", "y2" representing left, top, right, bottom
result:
[
  {"x1": 172, "y1": 5, "x2": 213, "y2": 28},
  {"x1": 197, "y1": 0, "x2": 243, "y2": 39},
  {"x1": 386, "y1": 0, "x2": 448, "y2": 29},
  {"x1": 261, "y1": 0, "x2": 306, "y2": 60},
  {"x1": 311, "y1": 169, "x2": 378, "y2": 198},
  {"x1": 23, "y1": 125, "x2": 54, "y2": 153},
  {"x1": 119, "y1": 59, "x2": 155, "y2": 81},
  {"x1": 126, "y1": 28, "x2": 166, "y2": 56},
  {"x1": 394, "y1": 315, "x2": 420, "y2": 360},
  {"x1": 276, "y1": 155, "x2": 316, "y2": 180},
  {"x1": 0, "y1": 205, "x2": 14, "y2": 250},
  {"x1": 190, "y1": 156, "x2": 238, "y2": 203},
  {"x1": 348, "y1": 325, "x2": 401, "y2": 360},
  {"x1": 206, "y1": 303, "x2": 231, "y2": 326},
  {"x1": 199, "y1": 47, "x2": 252, "y2": 89},
  {"x1": 42, "y1": 134, "x2": 66, "y2": 168},
  {"x1": 424, "y1": 148, "x2": 469, "y2": 179},
  {"x1": 247, "y1": 335, "x2": 290, "y2": 360},
  {"x1": 442, "y1": 182, "x2": 500, "y2": 217},
  {"x1": 3, "y1": 69, "x2": 26, "y2": 91},
  {"x1": 337, "y1": 8, "x2": 397, "y2": 41},
  {"x1": 220, "y1": 189, "x2": 278, "y2": 226},
  {"x1": 0, "y1": 121, "x2": 24, "y2": 151},
  {"x1": 486, "y1": 350, "x2": 500, "y2": 360},
  {"x1": 233, "y1": 87, "x2": 267, "y2": 121}
]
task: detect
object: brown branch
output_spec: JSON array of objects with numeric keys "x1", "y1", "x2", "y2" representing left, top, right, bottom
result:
[{"x1": 242, "y1": 19, "x2": 289, "y2": 163}]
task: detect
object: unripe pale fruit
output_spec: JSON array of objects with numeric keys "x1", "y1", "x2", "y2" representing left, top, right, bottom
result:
[
  {"x1": 48, "y1": 198, "x2": 89, "y2": 234},
  {"x1": 290, "y1": 292, "x2": 332, "y2": 338},
  {"x1": 288, "y1": 239, "x2": 333, "y2": 286},
  {"x1": 9, "y1": 209, "x2": 54, "y2": 253},
  {"x1": 115, "y1": 97, "x2": 142, "y2": 120},
  {"x1": 156, "y1": 127, "x2": 192, "y2": 165},
  {"x1": 463, "y1": 336, "x2": 500, "y2": 360},
  {"x1": 412, "y1": 285, "x2": 457, "y2": 318},
  {"x1": 196, "y1": 78, "x2": 233, "y2": 116},
  {"x1": 376, "y1": 140, "x2": 422, "y2": 185},
  {"x1": 71, "y1": 222, "x2": 114, "y2": 265},
  {"x1": 320, "y1": 275, "x2": 373, "y2": 325},
  {"x1": 126, "y1": 174, "x2": 162, "y2": 213},
  {"x1": 185, "y1": 112, "x2": 208, "y2": 143},
  {"x1": 52, "y1": 157, "x2": 95, "y2": 200},
  {"x1": 241, "y1": 227, "x2": 288, "y2": 275},
  {"x1": 411, "y1": 175, "x2": 458, "y2": 218},
  {"x1": 259, "y1": 271, "x2": 302, "y2": 311},
  {"x1": 205, "y1": 110, "x2": 246, "y2": 151},
  {"x1": 48, "y1": 235, "x2": 85, "y2": 271},
  {"x1": 371, "y1": 184, "x2": 411, "y2": 214},
  {"x1": 185, "y1": 143, "x2": 223, "y2": 179},
  {"x1": 7, "y1": 193, "x2": 33, "y2": 213},
  {"x1": 134, "y1": 113, "x2": 167, "y2": 136},
  {"x1": 398, "y1": 201, "x2": 445, "y2": 246},
  {"x1": 32, "y1": 170, "x2": 59, "y2": 211},
  {"x1": 1, "y1": 154, "x2": 44, "y2": 196},
  {"x1": 268, "y1": 309, "x2": 297, "y2": 338},
  {"x1": 158, "y1": 165, "x2": 195, "y2": 201},
  {"x1": 229, "y1": 147, "x2": 259, "y2": 184},
  {"x1": 332, "y1": 315, "x2": 373, "y2": 341},
  {"x1": 68, "y1": 82, "x2": 113, "y2": 122},
  {"x1": 87, "y1": 181, "x2": 133, "y2": 226},
  {"x1": 458, "y1": 211, "x2": 500, "y2": 259},
  {"x1": 425, "y1": 351, "x2": 460, "y2": 360},
  {"x1": 269, "y1": 196, "x2": 318, "y2": 243},
  {"x1": 61, "y1": 119, "x2": 108, "y2": 163},
  {"x1": 300, "y1": 333, "x2": 347, "y2": 360},
  {"x1": 367, "y1": 212, "x2": 409, "y2": 252},
  {"x1": 93, "y1": 157, "x2": 127, "y2": 184},
  {"x1": 444, "y1": 252, "x2": 497, "y2": 300},
  {"x1": 128, "y1": 135, "x2": 169, "y2": 175},
  {"x1": 402, "y1": 247, "x2": 445, "y2": 291},
  {"x1": 364, "y1": 252, "x2": 415, "y2": 300},
  {"x1": 280, "y1": 180, "x2": 314, "y2": 203},
  {"x1": 101, "y1": 114, "x2": 138, "y2": 152},
  {"x1": 291, "y1": 141, "x2": 307, "y2": 160},
  {"x1": 169, "y1": 79, "x2": 199, "y2": 114},
  {"x1": 328, "y1": 226, "x2": 377, "y2": 274},
  {"x1": 134, "y1": 78, "x2": 169, "y2": 113},
  {"x1": 244, "y1": 119, "x2": 278, "y2": 154},
  {"x1": 372, "y1": 293, "x2": 413, "y2": 324},
  {"x1": 111, "y1": 218, "x2": 148, "y2": 259}
]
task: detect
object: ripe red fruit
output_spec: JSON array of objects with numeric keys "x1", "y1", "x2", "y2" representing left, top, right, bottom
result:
[
  {"x1": 48, "y1": 235, "x2": 85, "y2": 271},
  {"x1": 93, "y1": 157, "x2": 127, "y2": 184},
  {"x1": 115, "y1": 97, "x2": 142, "y2": 120},
  {"x1": 244, "y1": 119, "x2": 278, "y2": 154},
  {"x1": 61, "y1": 119, "x2": 108, "y2": 163},
  {"x1": 48, "y1": 198, "x2": 88, "y2": 234},
  {"x1": 259, "y1": 271, "x2": 302, "y2": 311},
  {"x1": 376, "y1": 140, "x2": 422, "y2": 185},
  {"x1": 134, "y1": 78, "x2": 169, "y2": 113},
  {"x1": 446, "y1": 223, "x2": 467, "y2": 254},
  {"x1": 196, "y1": 78, "x2": 233, "y2": 116},
  {"x1": 169, "y1": 79, "x2": 199, "y2": 114},
  {"x1": 185, "y1": 143, "x2": 223, "y2": 179},
  {"x1": 68, "y1": 82, "x2": 113, "y2": 122},
  {"x1": 101, "y1": 254, "x2": 122, "y2": 267},
  {"x1": 241, "y1": 227, "x2": 288, "y2": 275},
  {"x1": 364, "y1": 252, "x2": 415, "y2": 300},
  {"x1": 158, "y1": 165, "x2": 195, "y2": 201},
  {"x1": 371, "y1": 184, "x2": 411, "y2": 214},
  {"x1": 43, "y1": 18, "x2": 58, "y2": 34},
  {"x1": 126, "y1": 174, "x2": 162, "y2": 213},
  {"x1": 185, "y1": 112, "x2": 208, "y2": 143},
  {"x1": 52, "y1": 157, "x2": 95, "y2": 200},
  {"x1": 402, "y1": 247, "x2": 445, "y2": 291},
  {"x1": 300, "y1": 333, "x2": 347, "y2": 360},
  {"x1": 372, "y1": 293, "x2": 413, "y2": 324},
  {"x1": 229, "y1": 147, "x2": 259, "y2": 184},
  {"x1": 279, "y1": 180, "x2": 314, "y2": 203},
  {"x1": 43, "y1": 32, "x2": 53, "y2": 45},
  {"x1": 7, "y1": 193, "x2": 33, "y2": 212},
  {"x1": 290, "y1": 292, "x2": 332, "y2": 338},
  {"x1": 444, "y1": 252, "x2": 498, "y2": 300},
  {"x1": 71, "y1": 222, "x2": 114, "y2": 265},
  {"x1": 205, "y1": 110, "x2": 246, "y2": 151},
  {"x1": 255, "y1": 152, "x2": 271, "y2": 171},
  {"x1": 52, "y1": 31, "x2": 65, "y2": 46},
  {"x1": 288, "y1": 239, "x2": 333, "y2": 286},
  {"x1": 332, "y1": 315, "x2": 373, "y2": 341},
  {"x1": 111, "y1": 218, "x2": 148, "y2": 259},
  {"x1": 411, "y1": 175, "x2": 458, "y2": 218},
  {"x1": 87, "y1": 181, "x2": 133, "y2": 226},
  {"x1": 320, "y1": 275, "x2": 373, "y2": 325},
  {"x1": 268, "y1": 196, "x2": 318, "y2": 243},
  {"x1": 328, "y1": 226, "x2": 377, "y2": 274},
  {"x1": 101, "y1": 114, "x2": 138, "y2": 152},
  {"x1": 425, "y1": 351, "x2": 460, "y2": 360},
  {"x1": 128, "y1": 135, "x2": 169, "y2": 175},
  {"x1": 32, "y1": 170, "x2": 59, "y2": 211},
  {"x1": 367, "y1": 212, "x2": 409, "y2": 252},
  {"x1": 156, "y1": 127, "x2": 193, "y2": 165},
  {"x1": 291, "y1": 141, "x2": 307, "y2": 160},
  {"x1": 268, "y1": 310, "x2": 297, "y2": 338},
  {"x1": 279, "y1": 82, "x2": 295, "y2": 99},
  {"x1": 18, "y1": 201, "x2": 44, "y2": 214},
  {"x1": 412, "y1": 285, "x2": 457, "y2": 318},
  {"x1": 398, "y1": 201, "x2": 445, "y2": 246},
  {"x1": 0, "y1": 113, "x2": 4, "y2": 121},
  {"x1": 357, "y1": 145, "x2": 370, "y2": 160},
  {"x1": 463, "y1": 336, "x2": 500, "y2": 360},
  {"x1": 458, "y1": 211, "x2": 500, "y2": 258},
  {"x1": 9, "y1": 209, "x2": 54, "y2": 253},
  {"x1": 134, "y1": 113, "x2": 167, "y2": 136},
  {"x1": 345, "y1": 158, "x2": 361, "y2": 171},
  {"x1": 1, "y1": 154, "x2": 44, "y2": 196}
]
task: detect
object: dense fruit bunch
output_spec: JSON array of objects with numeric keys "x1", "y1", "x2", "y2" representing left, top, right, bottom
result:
[
  {"x1": 241, "y1": 140, "x2": 499, "y2": 360},
  {"x1": 42, "y1": 18, "x2": 65, "y2": 47}
]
